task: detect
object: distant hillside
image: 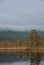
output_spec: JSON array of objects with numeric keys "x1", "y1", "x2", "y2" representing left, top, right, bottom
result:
[
  {"x1": 0, "y1": 30, "x2": 30, "y2": 41},
  {"x1": 39, "y1": 31, "x2": 44, "y2": 37},
  {"x1": 0, "y1": 30, "x2": 44, "y2": 41}
]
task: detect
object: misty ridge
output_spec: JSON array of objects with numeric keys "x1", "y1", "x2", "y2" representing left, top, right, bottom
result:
[{"x1": 0, "y1": 30, "x2": 44, "y2": 41}]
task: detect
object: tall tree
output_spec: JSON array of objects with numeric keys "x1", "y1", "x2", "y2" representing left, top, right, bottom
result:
[{"x1": 30, "y1": 29, "x2": 40, "y2": 47}]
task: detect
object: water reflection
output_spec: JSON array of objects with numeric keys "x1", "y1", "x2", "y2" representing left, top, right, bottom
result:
[
  {"x1": 0, "y1": 53, "x2": 44, "y2": 65},
  {"x1": 0, "y1": 61, "x2": 44, "y2": 65},
  {"x1": 0, "y1": 61, "x2": 30, "y2": 65}
]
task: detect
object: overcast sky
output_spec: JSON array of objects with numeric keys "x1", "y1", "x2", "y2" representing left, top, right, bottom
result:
[{"x1": 0, "y1": 0, "x2": 44, "y2": 31}]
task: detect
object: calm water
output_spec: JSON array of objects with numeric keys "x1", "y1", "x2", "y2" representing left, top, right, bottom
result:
[
  {"x1": 0, "y1": 53, "x2": 44, "y2": 65},
  {"x1": 0, "y1": 61, "x2": 44, "y2": 65},
  {"x1": 0, "y1": 61, "x2": 30, "y2": 65}
]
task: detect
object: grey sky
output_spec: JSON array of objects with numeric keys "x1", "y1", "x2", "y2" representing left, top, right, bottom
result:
[{"x1": 0, "y1": 0, "x2": 44, "y2": 31}]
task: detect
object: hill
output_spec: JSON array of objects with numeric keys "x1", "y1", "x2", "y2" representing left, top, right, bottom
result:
[{"x1": 0, "y1": 30, "x2": 44, "y2": 41}]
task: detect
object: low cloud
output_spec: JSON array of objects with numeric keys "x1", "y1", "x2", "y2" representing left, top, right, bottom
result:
[{"x1": 0, "y1": 0, "x2": 44, "y2": 31}]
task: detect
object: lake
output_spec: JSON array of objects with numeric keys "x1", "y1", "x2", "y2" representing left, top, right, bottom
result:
[{"x1": 0, "y1": 61, "x2": 44, "y2": 65}]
